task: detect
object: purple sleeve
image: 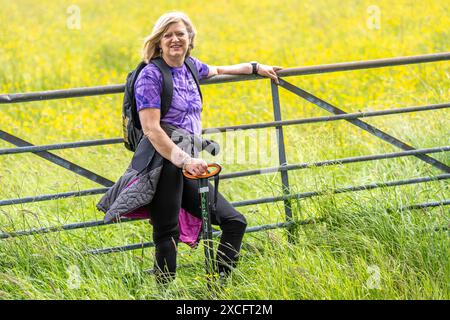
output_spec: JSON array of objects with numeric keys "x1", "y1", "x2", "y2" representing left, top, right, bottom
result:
[
  {"x1": 134, "y1": 66, "x2": 163, "y2": 112},
  {"x1": 189, "y1": 56, "x2": 210, "y2": 80}
]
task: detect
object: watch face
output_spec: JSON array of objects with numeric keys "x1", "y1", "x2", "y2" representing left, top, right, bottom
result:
[{"x1": 251, "y1": 62, "x2": 257, "y2": 74}]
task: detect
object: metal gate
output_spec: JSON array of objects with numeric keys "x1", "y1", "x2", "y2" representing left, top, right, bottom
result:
[{"x1": 1, "y1": 52, "x2": 449, "y2": 254}]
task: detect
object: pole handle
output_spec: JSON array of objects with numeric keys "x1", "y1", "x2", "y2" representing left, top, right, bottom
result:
[{"x1": 182, "y1": 163, "x2": 222, "y2": 180}]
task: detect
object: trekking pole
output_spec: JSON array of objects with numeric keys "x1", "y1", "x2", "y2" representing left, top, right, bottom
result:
[{"x1": 183, "y1": 163, "x2": 222, "y2": 284}]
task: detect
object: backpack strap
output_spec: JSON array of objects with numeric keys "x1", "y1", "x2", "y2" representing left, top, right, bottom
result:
[
  {"x1": 185, "y1": 57, "x2": 203, "y2": 102},
  {"x1": 150, "y1": 57, "x2": 174, "y2": 119},
  {"x1": 150, "y1": 57, "x2": 203, "y2": 118},
  {"x1": 128, "y1": 61, "x2": 148, "y2": 130}
]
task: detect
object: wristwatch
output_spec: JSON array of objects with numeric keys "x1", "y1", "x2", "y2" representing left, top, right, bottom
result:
[{"x1": 250, "y1": 61, "x2": 259, "y2": 75}]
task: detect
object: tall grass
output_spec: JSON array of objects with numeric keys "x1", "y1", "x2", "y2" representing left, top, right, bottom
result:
[{"x1": 0, "y1": 194, "x2": 448, "y2": 299}]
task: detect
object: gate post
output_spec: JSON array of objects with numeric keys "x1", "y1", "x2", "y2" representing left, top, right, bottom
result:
[{"x1": 270, "y1": 80, "x2": 294, "y2": 242}]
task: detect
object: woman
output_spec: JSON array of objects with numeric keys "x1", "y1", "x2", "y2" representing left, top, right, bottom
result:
[{"x1": 134, "y1": 12, "x2": 281, "y2": 285}]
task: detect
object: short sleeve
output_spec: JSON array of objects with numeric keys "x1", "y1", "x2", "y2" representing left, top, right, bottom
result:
[
  {"x1": 134, "y1": 66, "x2": 163, "y2": 112},
  {"x1": 188, "y1": 56, "x2": 210, "y2": 80}
]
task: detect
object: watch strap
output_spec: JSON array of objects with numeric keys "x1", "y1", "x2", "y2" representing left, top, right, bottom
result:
[{"x1": 250, "y1": 61, "x2": 258, "y2": 75}]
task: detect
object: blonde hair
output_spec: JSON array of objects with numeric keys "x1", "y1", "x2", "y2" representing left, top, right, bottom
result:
[{"x1": 142, "y1": 12, "x2": 196, "y2": 63}]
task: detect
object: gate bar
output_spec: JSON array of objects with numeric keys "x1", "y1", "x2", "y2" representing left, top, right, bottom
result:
[
  {"x1": 221, "y1": 146, "x2": 450, "y2": 179},
  {"x1": 1, "y1": 103, "x2": 448, "y2": 156},
  {"x1": 2, "y1": 174, "x2": 447, "y2": 239},
  {"x1": 204, "y1": 103, "x2": 450, "y2": 133},
  {"x1": 232, "y1": 174, "x2": 450, "y2": 207},
  {"x1": 1, "y1": 146, "x2": 448, "y2": 207},
  {"x1": 1, "y1": 53, "x2": 448, "y2": 104},
  {"x1": 85, "y1": 221, "x2": 296, "y2": 255},
  {"x1": 86, "y1": 192, "x2": 450, "y2": 255},
  {"x1": 0, "y1": 130, "x2": 114, "y2": 187},
  {"x1": 0, "y1": 138, "x2": 123, "y2": 155},
  {"x1": 279, "y1": 79, "x2": 450, "y2": 173},
  {"x1": 271, "y1": 81, "x2": 293, "y2": 230}
]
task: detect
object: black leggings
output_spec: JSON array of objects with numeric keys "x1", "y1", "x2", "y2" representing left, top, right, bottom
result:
[{"x1": 148, "y1": 159, "x2": 247, "y2": 284}]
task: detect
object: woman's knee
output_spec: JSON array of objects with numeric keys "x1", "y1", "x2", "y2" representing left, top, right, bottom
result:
[
  {"x1": 153, "y1": 224, "x2": 180, "y2": 245},
  {"x1": 220, "y1": 213, "x2": 247, "y2": 234}
]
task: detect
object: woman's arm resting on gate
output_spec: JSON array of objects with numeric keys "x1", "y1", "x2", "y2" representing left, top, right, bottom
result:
[{"x1": 207, "y1": 63, "x2": 283, "y2": 84}]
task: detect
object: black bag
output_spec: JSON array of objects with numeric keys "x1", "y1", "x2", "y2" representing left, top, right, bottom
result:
[{"x1": 122, "y1": 57, "x2": 203, "y2": 152}]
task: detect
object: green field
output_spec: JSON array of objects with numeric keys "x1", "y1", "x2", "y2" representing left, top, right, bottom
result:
[{"x1": 0, "y1": 0, "x2": 449, "y2": 299}]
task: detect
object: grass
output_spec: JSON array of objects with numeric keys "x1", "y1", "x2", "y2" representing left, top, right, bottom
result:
[
  {"x1": 0, "y1": 196, "x2": 448, "y2": 299},
  {"x1": 0, "y1": 0, "x2": 449, "y2": 299}
]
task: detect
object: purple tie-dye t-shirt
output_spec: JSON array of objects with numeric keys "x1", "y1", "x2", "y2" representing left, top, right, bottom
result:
[{"x1": 134, "y1": 56, "x2": 209, "y2": 135}]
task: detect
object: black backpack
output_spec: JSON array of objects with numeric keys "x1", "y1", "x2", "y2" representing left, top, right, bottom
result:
[{"x1": 122, "y1": 57, "x2": 203, "y2": 152}]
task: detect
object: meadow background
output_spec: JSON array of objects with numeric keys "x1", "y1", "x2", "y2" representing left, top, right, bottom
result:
[{"x1": 0, "y1": 0, "x2": 448, "y2": 299}]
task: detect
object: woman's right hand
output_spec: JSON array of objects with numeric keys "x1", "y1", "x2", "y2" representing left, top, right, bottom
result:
[{"x1": 183, "y1": 158, "x2": 208, "y2": 176}]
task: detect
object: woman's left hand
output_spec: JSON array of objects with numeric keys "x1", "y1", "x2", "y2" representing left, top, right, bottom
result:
[{"x1": 257, "y1": 64, "x2": 283, "y2": 84}]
